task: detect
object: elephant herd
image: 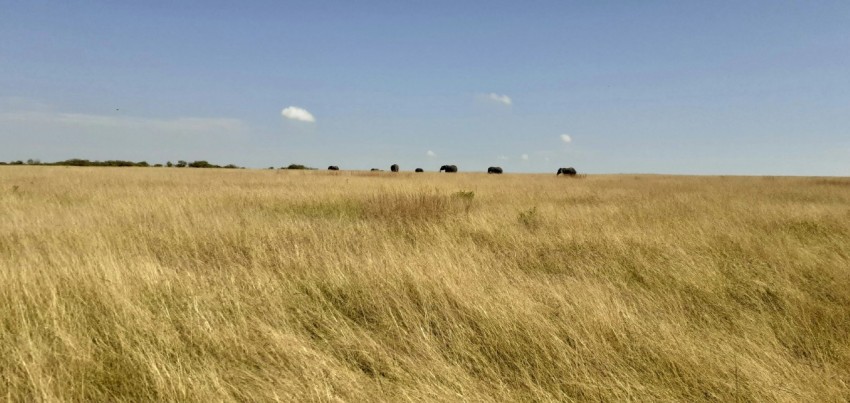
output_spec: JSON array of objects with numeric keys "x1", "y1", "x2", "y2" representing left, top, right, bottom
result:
[{"x1": 327, "y1": 164, "x2": 578, "y2": 175}]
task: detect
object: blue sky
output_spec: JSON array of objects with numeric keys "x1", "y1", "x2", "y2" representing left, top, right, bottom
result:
[{"x1": 1, "y1": 1, "x2": 848, "y2": 174}]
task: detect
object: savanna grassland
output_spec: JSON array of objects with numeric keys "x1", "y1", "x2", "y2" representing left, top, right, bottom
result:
[{"x1": 1, "y1": 167, "x2": 849, "y2": 402}]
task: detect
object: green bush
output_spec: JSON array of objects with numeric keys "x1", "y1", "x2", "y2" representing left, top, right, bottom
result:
[{"x1": 188, "y1": 161, "x2": 217, "y2": 168}]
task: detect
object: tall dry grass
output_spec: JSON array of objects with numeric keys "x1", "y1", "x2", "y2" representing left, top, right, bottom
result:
[{"x1": 1, "y1": 167, "x2": 849, "y2": 401}]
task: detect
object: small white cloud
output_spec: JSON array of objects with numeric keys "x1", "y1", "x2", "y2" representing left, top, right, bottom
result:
[
  {"x1": 560, "y1": 134, "x2": 572, "y2": 143},
  {"x1": 487, "y1": 93, "x2": 512, "y2": 106},
  {"x1": 521, "y1": 153, "x2": 529, "y2": 160},
  {"x1": 426, "y1": 150, "x2": 436, "y2": 157},
  {"x1": 281, "y1": 106, "x2": 315, "y2": 123}
]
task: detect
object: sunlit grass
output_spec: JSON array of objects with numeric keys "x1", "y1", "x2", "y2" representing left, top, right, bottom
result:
[{"x1": 1, "y1": 167, "x2": 849, "y2": 401}]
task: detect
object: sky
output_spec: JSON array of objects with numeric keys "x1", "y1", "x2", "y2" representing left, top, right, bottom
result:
[{"x1": 1, "y1": 1, "x2": 849, "y2": 175}]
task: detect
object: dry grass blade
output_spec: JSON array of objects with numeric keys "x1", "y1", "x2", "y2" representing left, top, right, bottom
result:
[{"x1": 1, "y1": 167, "x2": 849, "y2": 401}]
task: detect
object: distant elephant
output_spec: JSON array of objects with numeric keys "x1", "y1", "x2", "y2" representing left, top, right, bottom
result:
[
  {"x1": 439, "y1": 165, "x2": 458, "y2": 173},
  {"x1": 557, "y1": 167, "x2": 577, "y2": 176},
  {"x1": 390, "y1": 164, "x2": 399, "y2": 172},
  {"x1": 415, "y1": 168, "x2": 424, "y2": 172},
  {"x1": 328, "y1": 165, "x2": 339, "y2": 171},
  {"x1": 488, "y1": 166, "x2": 503, "y2": 174}
]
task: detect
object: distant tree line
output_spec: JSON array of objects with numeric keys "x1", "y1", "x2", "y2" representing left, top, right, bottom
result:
[
  {"x1": 0, "y1": 159, "x2": 242, "y2": 169},
  {"x1": 268, "y1": 164, "x2": 317, "y2": 170}
]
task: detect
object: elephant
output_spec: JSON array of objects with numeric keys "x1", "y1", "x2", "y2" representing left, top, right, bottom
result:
[
  {"x1": 415, "y1": 168, "x2": 424, "y2": 172},
  {"x1": 391, "y1": 164, "x2": 399, "y2": 172},
  {"x1": 487, "y1": 166, "x2": 503, "y2": 174},
  {"x1": 328, "y1": 165, "x2": 339, "y2": 170},
  {"x1": 439, "y1": 165, "x2": 458, "y2": 173},
  {"x1": 557, "y1": 167, "x2": 577, "y2": 176}
]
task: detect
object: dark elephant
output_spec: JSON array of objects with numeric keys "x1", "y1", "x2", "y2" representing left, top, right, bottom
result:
[
  {"x1": 439, "y1": 165, "x2": 458, "y2": 173},
  {"x1": 328, "y1": 165, "x2": 339, "y2": 171},
  {"x1": 390, "y1": 164, "x2": 399, "y2": 172},
  {"x1": 415, "y1": 168, "x2": 424, "y2": 172},
  {"x1": 557, "y1": 167, "x2": 577, "y2": 176},
  {"x1": 487, "y1": 166, "x2": 503, "y2": 174}
]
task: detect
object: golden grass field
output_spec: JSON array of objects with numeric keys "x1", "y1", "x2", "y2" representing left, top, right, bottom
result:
[{"x1": 1, "y1": 166, "x2": 849, "y2": 401}]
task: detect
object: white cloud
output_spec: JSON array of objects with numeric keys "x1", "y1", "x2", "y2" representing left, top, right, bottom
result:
[
  {"x1": 560, "y1": 134, "x2": 572, "y2": 143},
  {"x1": 281, "y1": 106, "x2": 315, "y2": 123},
  {"x1": 426, "y1": 150, "x2": 436, "y2": 157},
  {"x1": 487, "y1": 93, "x2": 512, "y2": 106},
  {"x1": 521, "y1": 153, "x2": 529, "y2": 160}
]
